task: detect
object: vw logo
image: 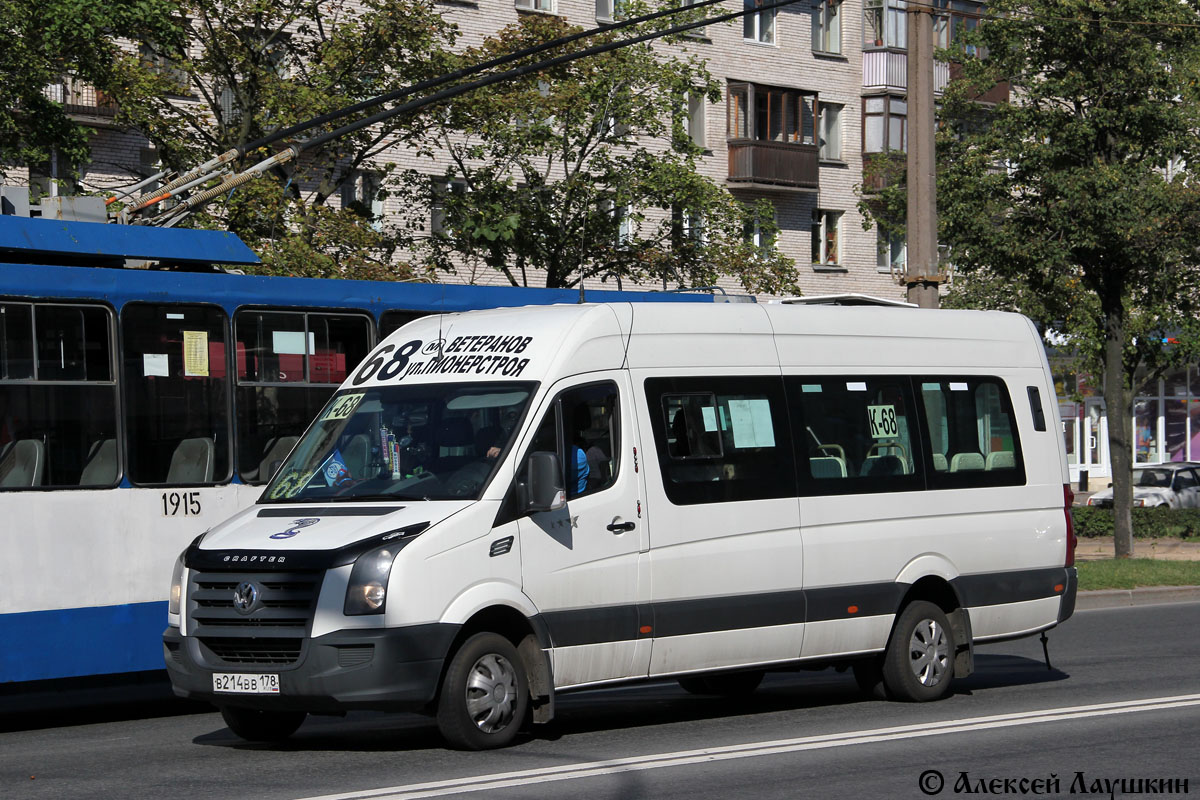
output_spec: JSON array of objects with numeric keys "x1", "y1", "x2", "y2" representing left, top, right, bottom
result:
[{"x1": 232, "y1": 581, "x2": 259, "y2": 615}]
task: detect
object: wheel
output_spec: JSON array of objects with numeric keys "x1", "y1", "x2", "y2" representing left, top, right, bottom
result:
[
  {"x1": 220, "y1": 706, "x2": 306, "y2": 742},
  {"x1": 436, "y1": 632, "x2": 529, "y2": 750},
  {"x1": 881, "y1": 600, "x2": 955, "y2": 702},
  {"x1": 676, "y1": 670, "x2": 764, "y2": 697},
  {"x1": 851, "y1": 657, "x2": 887, "y2": 699}
]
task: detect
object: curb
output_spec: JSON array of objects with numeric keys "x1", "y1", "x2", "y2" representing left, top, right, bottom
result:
[{"x1": 1076, "y1": 585, "x2": 1200, "y2": 611}]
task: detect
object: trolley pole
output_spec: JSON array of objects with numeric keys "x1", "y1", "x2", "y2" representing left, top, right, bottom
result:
[{"x1": 905, "y1": 1, "x2": 940, "y2": 308}]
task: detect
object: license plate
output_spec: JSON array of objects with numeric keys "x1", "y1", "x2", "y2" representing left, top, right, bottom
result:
[{"x1": 212, "y1": 672, "x2": 280, "y2": 694}]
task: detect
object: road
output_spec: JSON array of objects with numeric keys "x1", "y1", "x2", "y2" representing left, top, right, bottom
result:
[{"x1": 3, "y1": 601, "x2": 1198, "y2": 800}]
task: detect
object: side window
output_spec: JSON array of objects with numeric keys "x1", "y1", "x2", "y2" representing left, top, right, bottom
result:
[
  {"x1": 646, "y1": 376, "x2": 794, "y2": 505},
  {"x1": 122, "y1": 303, "x2": 231, "y2": 485},
  {"x1": 1175, "y1": 469, "x2": 1198, "y2": 491},
  {"x1": 919, "y1": 377, "x2": 1025, "y2": 488},
  {"x1": 519, "y1": 381, "x2": 620, "y2": 503},
  {"x1": 787, "y1": 375, "x2": 923, "y2": 496},
  {"x1": 0, "y1": 302, "x2": 119, "y2": 489},
  {"x1": 234, "y1": 310, "x2": 372, "y2": 483}
]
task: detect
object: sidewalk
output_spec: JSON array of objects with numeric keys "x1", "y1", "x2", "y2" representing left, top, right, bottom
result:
[{"x1": 1074, "y1": 537, "x2": 1200, "y2": 609}]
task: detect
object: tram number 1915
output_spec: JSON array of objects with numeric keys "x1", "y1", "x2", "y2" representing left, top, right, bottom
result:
[{"x1": 162, "y1": 491, "x2": 202, "y2": 517}]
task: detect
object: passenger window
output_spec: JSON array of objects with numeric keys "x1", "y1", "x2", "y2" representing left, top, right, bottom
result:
[
  {"x1": 0, "y1": 302, "x2": 119, "y2": 489},
  {"x1": 122, "y1": 303, "x2": 230, "y2": 485},
  {"x1": 647, "y1": 376, "x2": 794, "y2": 505},
  {"x1": 234, "y1": 311, "x2": 372, "y2": 483},
  {"x1": 518, "y1": 382, "x2": 620, "y2": 504},
  {"x1": 919, "y1": 377, "x2": 1025, "y2": 488},
  {"x1": 788, "y1": 376, "x2": 922, "y2": 496}
]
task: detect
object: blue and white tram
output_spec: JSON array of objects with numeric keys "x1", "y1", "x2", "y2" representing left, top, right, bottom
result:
[{"x1": 0, "y1": 214, "x2": 709, "y2": 692}]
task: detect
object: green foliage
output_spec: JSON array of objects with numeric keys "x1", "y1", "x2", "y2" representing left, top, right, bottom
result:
[
  {"x1": 934, "y1": 0, "x2": 1200, "y2": 555},
  {"x1": 97, "y1": 0, "x2": 459, "y2": 279},
  {"x1": 398, "y1": 11, "x2": 798, "y2": 292},
  {"x1": 1076, "y1": 559, "x2": 1200, "y2": 591},
  {"x1": 1072, "y1": 507, "x2": 1200, "y2": 540},
  {"x1": 0, "y1": 0, "x2": 181, "y2": 176}
]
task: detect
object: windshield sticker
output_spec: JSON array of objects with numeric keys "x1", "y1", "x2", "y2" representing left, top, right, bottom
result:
[
  {"x1": 352, "y1": 335, "x2": 535, "y2": 386},
  {"x1": 868, "y1": 405, "x2": 900, "y2": 439},
  {"x1": 269, "y1": 518, "x2": 321, "y2": 540},
  {"x1": 323, "y1": 392, "x2": 365, "y2": 421},
  {"x1": 266, "y1": 469, "x2": 315, "y2": 499}
]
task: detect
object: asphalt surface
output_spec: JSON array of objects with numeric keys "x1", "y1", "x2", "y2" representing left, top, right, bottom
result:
[{"x1": 2, "y1": 600, "x2": 1198, "y2": 800}]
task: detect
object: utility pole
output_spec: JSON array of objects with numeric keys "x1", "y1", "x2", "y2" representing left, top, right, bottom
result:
[{"x1": 905, "y1": 1, "x2": 940, "y2": 308}]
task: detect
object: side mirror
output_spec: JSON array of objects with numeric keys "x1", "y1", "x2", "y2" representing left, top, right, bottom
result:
[
  {"x1": 524, "y1": 451, "x2": 566, "y2": 513},
  {"x1": 1107, "y1": 482, "x2": 1113, "y2": 489}
]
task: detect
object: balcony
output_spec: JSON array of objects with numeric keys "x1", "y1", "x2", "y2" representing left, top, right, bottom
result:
[
  {"x1": 727, "y1": 140, "x2": 819, "y2": 191},
  {"x1": 862, "y1": 50, "x2": 950, "y2": 94},
  {"x1": 44, "y1": 79, "x2": 117, "y2": 123}
]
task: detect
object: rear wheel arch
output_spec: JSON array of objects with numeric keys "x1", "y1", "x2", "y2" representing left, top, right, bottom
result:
[{"x1": 898, "y1": 575, "x2": 973, "y2": 680}]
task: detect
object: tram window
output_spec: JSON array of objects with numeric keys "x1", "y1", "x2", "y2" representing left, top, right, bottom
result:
[
  {"x1": 234, "y1": 310, "x2": 372, "y2": 483},
  {"x1": 380, "y1": 310, "x2": 429, "y2": 339},
  {"x1": 122, "y1": 304, "x2": 231, "y2": 485},
  {"x1": 0, "y1": 302, "x2": 118, "y2": 489}
]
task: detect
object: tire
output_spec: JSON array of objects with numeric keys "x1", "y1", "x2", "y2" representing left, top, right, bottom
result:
[
  {"x1": 676, "y1": 670, "x2": 765, "y2": 697},
  {"x1": 436, "y1": 632, "x2": 529, "y2": 750},
  {"x1": 851, "y1": 657, "x2": 887, "y2": 699},
  {"x1": 881, "y1": 600, "x2": 955, "y2": 702},
  {"x1": 220, "y1": 706, "x2": 306, "y2": 742}
]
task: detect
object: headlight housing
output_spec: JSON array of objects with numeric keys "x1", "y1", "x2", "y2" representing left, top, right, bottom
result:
[
  {"x1": 344, "y1": 543, "x2": 400, "y2": 616},
  {"x1": 169, "y1": 553, "x2": 185, "y2": 617}
]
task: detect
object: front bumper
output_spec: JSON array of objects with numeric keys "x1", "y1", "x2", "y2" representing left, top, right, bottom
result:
[{"x1": 163, "y1": 623, "x2": 460, "y2": 713}]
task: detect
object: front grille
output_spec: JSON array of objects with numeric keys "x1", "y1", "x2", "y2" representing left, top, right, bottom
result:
[
  {"x1": 200, "y1": 637, "x2": 303, "y2": 664},
  {"x1": 187, "y1": 569, "x2": 323, "y2": 666}
]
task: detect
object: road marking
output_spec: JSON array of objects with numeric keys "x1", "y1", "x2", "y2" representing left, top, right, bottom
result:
[{"x1": 295, "y1": 694, "x2": 1200, "y2": 800}]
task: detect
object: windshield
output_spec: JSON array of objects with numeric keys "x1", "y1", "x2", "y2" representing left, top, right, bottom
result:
[
  {"x1": 263, "y1": 382, "x2": 536, "y2": 503},
  {"x1": 1133, "y1": 468, "x2": 1172, "y2": 489}
]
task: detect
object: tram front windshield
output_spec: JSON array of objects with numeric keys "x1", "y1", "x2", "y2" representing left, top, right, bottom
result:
[{"x1": 262, "y1": 382, "x2": 535, "y2": 503}]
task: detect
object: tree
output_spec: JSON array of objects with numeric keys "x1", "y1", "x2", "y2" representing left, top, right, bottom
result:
[
  {"x1": 399, "y1": 13, "x2": 798, "y2": 293},
  {"x1": 936, "y1": 0, "x2": 1200, "y2": 557},
  {"x1": 0, "y1": 0, "x2": 181, "y2": 180},
  {"x1": 97, "y1": 0, "x2": 459, "y2": 278}
]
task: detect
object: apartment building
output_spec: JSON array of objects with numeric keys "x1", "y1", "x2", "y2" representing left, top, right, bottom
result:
[{"x1": 12, "y1": 0, "x2": 986, "y2": 299}]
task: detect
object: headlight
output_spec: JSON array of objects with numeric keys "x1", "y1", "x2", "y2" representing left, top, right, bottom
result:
[
  {"x1": 344, "y1": 544, "x2": 399, "y2": 616},
  {"x1": 169, "y1": 554, "x2": 185, "y2": 617}
]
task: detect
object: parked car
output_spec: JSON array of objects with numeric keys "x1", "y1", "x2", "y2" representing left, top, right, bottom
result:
[{"x1": 1086, "y1": 463, "x2": 1200, "y2": 508}]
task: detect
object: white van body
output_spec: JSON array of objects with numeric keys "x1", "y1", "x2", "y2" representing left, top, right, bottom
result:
[{"x1": 164, "y1": 303, "x2": 1077, "y2": 748}]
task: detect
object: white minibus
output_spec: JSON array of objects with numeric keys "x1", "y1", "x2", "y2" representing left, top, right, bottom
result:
[{"x1": 164, "y1": 302, "x2": 1077, "y2": 749}]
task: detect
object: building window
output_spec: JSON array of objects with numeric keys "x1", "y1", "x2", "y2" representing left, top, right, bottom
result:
[
  {"x1": 728, "y1": 83, "x2": 817, "y2": 143},
  {"x1": 341, "y1": 171, "x2": 384, "y2": 229},
  {"x1": 812, "y1": 0, "x2": 842, "y2": 54},
  {"x1": 430, "y1": 178, "x2": 467, "y2": 237},
  {"x1": 863, "y1": 0, "x2": 906, "y2": 48},
  {"x1": 687, "y1": 91, "x2": 707, "y2": 149},
  {"x1": 812, "y1": 209, "x2": 842, "y2": 265},
  {"x1": 877, "y1": 228, "x2": 905, "y2": 272},
  {"x1": 516, "y1": 0, "x2": 553, "y2": 10},
  {"x1": 934, "y1": 0, "x2": 982, "y2": 53},
  {"x1": 138, "y1": 41, "x2": 190, "y2": 94},
  {"x1": 744, "y1": 0, "x2": 776, "y2": 44},
  {"x1": 596, "y1": 0, "x2": 625, "y2": 20},
  {"x1": 684, "y1": 210, "x2": 706, "y2": 244},
  {"x1": 864, "y1": 95, "x2": 907, "y2": 153},
  {"x1": 818, "y1": 102, "x2": 842, "y2": 160},
  {"x1": 745, "y1": 213, "x2": 776, "y2": 257}
]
